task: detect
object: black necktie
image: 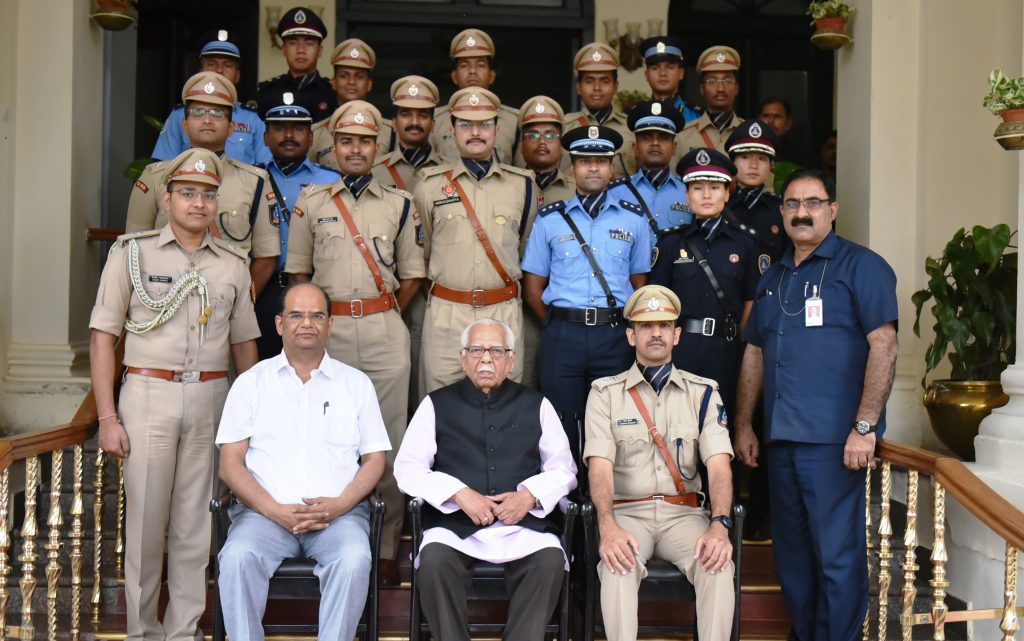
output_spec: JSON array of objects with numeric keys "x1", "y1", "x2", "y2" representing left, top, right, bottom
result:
[
  {"x1": 588, "y1": 107, "x2": 613, "y2": 125},
  {"x1": 462, "y1": 158, "x2": 492, "y2": 181},
  {"x1": 276, "y1": 160, "x2": 302, "y2": 176},
  {"x1": 734, "y1": 184, "x2": 765, "y2": 209},
  {"x1": 639, "y1": 362, "x2": 672, "y2": 394},
  {"x1": 642, "y1": 168, "x2": 669, "y2": 190},
  {"x1": 535, "y1": 170, "x2": 558, "y2": 190},
  {"x1": 402, "y1": 144, "x2": 430, "y2": 168},
  {"x1": 342, "y1": 174, "x2": 372, "y2": 200},
  {"x1": 701, "y1": 216, "x2": 723, "y2": 242},
  {"x1": 580, "y1": 191, "x2": 607, "y2": 219},
  {"x1": 707, "y1": 110, "x2": 735, "y2": 134}
]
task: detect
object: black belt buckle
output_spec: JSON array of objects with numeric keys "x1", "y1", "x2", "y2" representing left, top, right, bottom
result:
[
  {"x1": 470, "y1": 289, "x2": 486, "y2": 308},
  {"x1": 584, "y1": 307, "x2": 598, "y2": 326},
  {"x1": 724, "y1": 318, "x2": 738, "y2": 341},
  {"x1": 702, "y1": 317, "x2": 716, "y2": 336}
]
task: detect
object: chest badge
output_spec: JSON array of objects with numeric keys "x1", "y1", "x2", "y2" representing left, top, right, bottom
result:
[
  {"x1": 758, "y1": 254, "x2": 771, "y2": 274},
  {"x1": 728, "y1": 253, "x2": 740, "y2": 264},
  {"x1": 675, "y1": 248, "x2": 693, "y2": 264}
]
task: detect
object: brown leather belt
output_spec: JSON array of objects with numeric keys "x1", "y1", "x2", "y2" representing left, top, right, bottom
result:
[
  {"x1": 331, "y1": 293, "x2": 397, "y2": 317},
  {"x1": 613, "y1": 493, "x2": 701, "y2": 508},
  {"x1": 430, "y1": 282, "x2": 519, "y2": 307},
  {"x1": 126, "y1": 367, "x2": 228, "y2": 383}
]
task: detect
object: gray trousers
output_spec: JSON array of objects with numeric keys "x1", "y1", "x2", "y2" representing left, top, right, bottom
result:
[
  {"x1": 217, "y1": 502, "x2": 371, "y2": 641},
  {"x1": 417, "y1": 543, "x2": 565, "y2": 641}
]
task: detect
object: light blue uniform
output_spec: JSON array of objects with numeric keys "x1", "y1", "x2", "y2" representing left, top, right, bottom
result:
[
  {"x1": 262, "y1": 158, "x2": 340, "y2": 270},
  {"x1": 609, "y1": 171, "x2": 694, "y2": 240},
  {"x1": 152, "y1": 103, "x2": 272, "y2": 166},
  {"x1": 522, "y1": 194, "x2": 653, "y2": 308}
]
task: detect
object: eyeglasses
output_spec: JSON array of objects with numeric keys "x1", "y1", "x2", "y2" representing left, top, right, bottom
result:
[
  {"x1": 454, "y1": 119, "x2": 495, "y2": 131},
  {"x1": 283, "y1": 311, "x2": 329, "y2": 323},
  {"x1": 782, "y1": 197, "x2": 830, "y2": 214},
  {"x1": 187, "y1": 107, "x2": 229, "y2": 121},
  {"x1": 522, "y1": 131, "x2": 561, "y2": 142},
  {"x1": 463, "y1": 345, "x2": 510, "y2": 359},
  {"x1": 171, "y1": 188, "x2": 219, "y2": 203},
  {"x1": 702, "y1": 77, "x2": 737, "y2": 88}
]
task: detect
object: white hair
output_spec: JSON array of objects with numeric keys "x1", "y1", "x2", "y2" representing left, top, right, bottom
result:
[{"x1": 460, "y1": 317, "x2": 516, "y2": 352}]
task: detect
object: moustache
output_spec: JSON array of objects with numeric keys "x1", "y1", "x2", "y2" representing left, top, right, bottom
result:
[
  {"x1": 647, "y1": 339, "x2": 665, "y2": 347},
  {"x1": 791, "y1": 217, "x2": 814, "y2": 227},
  {"x1": 404, "y1": 126, "x2": 424, "y2": 133},
  {"x1": 345, "y1": 155, "x2": 367, "y2": 161}
]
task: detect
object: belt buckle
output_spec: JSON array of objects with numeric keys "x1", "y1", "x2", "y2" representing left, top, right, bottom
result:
[
  {"x1": 584, "y1": 307, "x2": 598, "y2": 326},
  {"x1": 651, "y1": 495, "x2": 665, "y2": 502},
  {"x1": 702, "y1": 317, "x2": 716, "y2": 336},
  {"x1": 179, "y1": 371, "x2": 200, "y2": 384},
  {"x1": 277, "y1": 272, "x2": 289, "y2": 288},
  {"x1": 470, "y1": 289, "x2": 486, "y2": 308},
  {"x1": 350, "y1": 299, "x2": 364, "y2": 318}
]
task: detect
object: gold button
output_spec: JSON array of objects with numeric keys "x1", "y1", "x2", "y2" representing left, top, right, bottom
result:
[
  {"x1": 190, "y1": 325, "x2": 196, "y2": 331},
  {"x1": 627, "y1": 436, "x2": 634, "y2": 443}
]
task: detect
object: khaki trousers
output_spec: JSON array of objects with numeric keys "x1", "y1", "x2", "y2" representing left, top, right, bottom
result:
[
  {"x1": 404, "y1": 290, "x2": 428, "y2": 416},
  {"x1": 119, "y1": 373, "x2": 229, "y2": 641},
  {"x1": 418, "y1": 296, "x2": 523, "y2": 396},
  {"x1": 598, "y1": 505, "x2": 734, "y2": 641},
  {"x1": 328, "y1": 309, "x2": 410, "y2": 560}
]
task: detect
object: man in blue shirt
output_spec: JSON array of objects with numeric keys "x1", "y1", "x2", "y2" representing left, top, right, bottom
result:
[
  {"x1": 733, "y1": 168, "x2": 898, "y2": 641},
  {"x1": 522, "y1": 125, "x2": 652, "y2": 453},
  {"x1": 152, "y1": 31, "x2": 271, "y2": 166},
  {"x1": 611, "y1": 100, "x2": 693, "y2": 244},
  {"x1": 640, "y1": 37, "x2": 702, "y2": 125},
  {"x1": 253, "y1": 93, "x2": 339, "y2": 358}
]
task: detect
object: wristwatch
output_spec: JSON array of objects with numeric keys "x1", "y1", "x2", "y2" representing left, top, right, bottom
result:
[
  {"x1": 853, "y1": 420, "x2": 877, "y2": 436},
  {"x1": 709, "y1": 514, "x2": 733, "y2": 530}
]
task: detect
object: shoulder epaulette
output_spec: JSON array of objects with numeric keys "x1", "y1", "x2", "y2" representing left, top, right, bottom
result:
[
  {"x1": 113, "y1": 229, "x2": 160, "y2": 247},
  {"x1": 608, "y1": 177, "x2": 629, "y2": 188},
  {"x1": 313, "y1": 163, "x2": 341, "y2": 176},
  {"x1": 311, "y1": 118, "x2": 330, "y2": 131},
  {"x1": 538, "y1": 200, "x2": 567, "y2": 217},
  {"x1": 303, "y1": 182, "x2": 333, "y2": 196},
  {"x1": 591, "y1": 372, "x2": 628, "y2": 390},
  {"x1": 500, "y1": 164, "x2": 533, "y2": 178},
  {"x1": 381, "y1": 184, "x2": 414, "y2": 200},
  {"x1": 660, "y1": 224, "x2": 685, "y2": 236},
  {"x1": 619, "y1": 200, "x2": 644, "y2": 215},
  {"x1": 419, "y1": 165, "x2": 451, "y2": 179},
  {"x1": 211, "y1": 236, "x2": 250, "y2": 261},
  {"x1": 227, "y1": 158, "x2": 270, "y2": 179},
  {"x1": 675, "y1": 368, "x2": 719, "y2": 389},
  {"x1": 235, "y1": 102, "x2": 257, "y2": 114}
]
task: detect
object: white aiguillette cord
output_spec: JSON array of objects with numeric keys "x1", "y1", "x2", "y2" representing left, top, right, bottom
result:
[
  {"x1": 778, "y1": 258, "x2": 828, "y2": 317},
  {"x1": 123, "y1": 238, "x2": 212, "y2": 346}
]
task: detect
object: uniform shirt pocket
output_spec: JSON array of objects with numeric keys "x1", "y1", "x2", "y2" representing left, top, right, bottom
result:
[
  {"x1": 552, "y1": 236, "x2": 588, "y2": 278},
  {"x1": 320, "y1": 403, "x2": 360, "y2": 452},
  {"x1": 210, "y1": 285, "x2": 237, "y2": 326},
  {"x1": 613, "y1": 425, "x2": 650, "y2": 468},
  {"x1": 667, "y1": 427, "x2": 700, "y2": 480},
  {"x1": 603, "y1": 236, "x2": 632, "y2": 265},
  {"x1": 313, "y1": 223, "x2": 347, "y2": 261},
  {"x1": 218, "y1": 205, "x2": 253, "y2": 241},
  {"x1": 436, "y1": 205, "x2": 469, "y2": 245}
]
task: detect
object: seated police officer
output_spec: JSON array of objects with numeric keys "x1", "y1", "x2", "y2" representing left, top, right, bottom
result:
[
  {"x1": 522, "y1": 125, "x2": 653, "y2": 452},
  {"x1": 394, "y1": 318, "x2": 577, "y2": 641}
]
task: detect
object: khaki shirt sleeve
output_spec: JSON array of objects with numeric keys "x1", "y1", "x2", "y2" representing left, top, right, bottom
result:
[
  {"x1": 413, "y1": 179, "x2": 434, "y2": 260},
  {"x1": 249, "y1": 172, "x2": 281, "y2": 258},
  {"x1": 283, "y1": 192, "x2": 315, "y2": 275},
  {"x1": 89, "y1": 244, "x2": 131, "y2": 334},
  {"x1": 583, "y1": 385, "x2": 617, "y2": 463},
  {"x1": 228, "y1": 260, "x2": 261, "y2": 344},
  {"x1": 698, "y1": 385, "x2": 734, "y2": 463},
  {"x1": 395, "y1": 199, "x2": 427, "y2": 279},
  {"x1": 125, "y1": 167, "x2": 159, "y2": 232},
  {"x1": 519, "y1": 177, "x2": 541, "y2": 255}
]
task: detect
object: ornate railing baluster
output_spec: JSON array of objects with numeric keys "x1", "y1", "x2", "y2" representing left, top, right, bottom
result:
[
  {"x1": 90, "y1": 449, "x2": 106, "y2": 622},
  {"x1": 19, "y1": 456, "x2": 39, "y2": 640},
  {"x1": 115, "y1": 459, "x2": 125, "y2": 578},
  {"x1": 877, "y1": 461, "x2": 893, "y2": 641},
  {"x1": 0, "y1": 467, "x2": 10, "y2": 641},
  {"x1": 864, "y1": 463, "x2": 873, "y2": 641},
  {"x1": 45, "y1": 449, "x2": 63, "y2": 640},
  {"x1": 901, "y1": 470, "x2": 919, "y2": 641},
  {"x1": 1001, "y1": 544, "x2": 1019, "y2": 641},
  {"x1": 930, "y1": 483, "x2": 948, "y2": 640},
  {"x1": 69, "y1": 445, "x2": 84, "y2": 641}
]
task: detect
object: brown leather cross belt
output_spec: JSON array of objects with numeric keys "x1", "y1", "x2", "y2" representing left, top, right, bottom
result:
[
  {"x1": 126, "y1": 367, "x2": 228, "y2": 383},
  {"x1": 430, "y1": 282, "x2": 519, "y2": 307},
  {"x1": 613, "y1": 493, "x2": 701, "y2": 507},
  {"x1": 331, "y1": 293, "x2": 397, "y2": 317}
]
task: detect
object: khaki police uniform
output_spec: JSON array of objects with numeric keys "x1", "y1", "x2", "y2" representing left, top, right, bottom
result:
[
  {"x1": 285, "y1": 101, "x2": 426, "y2": 561},
  {"x1": 414, "y1": 88, "x2": 538, "y2": 394},
  {"x1": 91, "y1": 149, "x2": 260, "y2": 641},
  {"x1": 675, "y1": 46, "x2": 744, "y2": 160},
  {"x1": 126, "y1": 72, "x2": 280, "y2": 261}
]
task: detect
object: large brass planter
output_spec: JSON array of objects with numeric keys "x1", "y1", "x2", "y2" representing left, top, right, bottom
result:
[{"x1": 923, "y1": 380, "x2": 1008, "y2": 460}]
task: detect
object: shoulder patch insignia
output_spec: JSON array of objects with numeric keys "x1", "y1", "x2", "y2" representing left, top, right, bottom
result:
[
  {"x1": 619, "y1": 200, "x2": 644, "y2": 214},
  {"x1": 717, "y1": 404, "x2": 728, "y2": 427},
  {"x1": 758, "y1": 254, "x2": 771, "y2": 274},
  {"x1": 538, "y1": 200, "x2": 567, "y2": 217},
  {"x1": 294, "y1": 205, "x2": 304, "y2": 218},
  {"x1": 134, "y1": 180, "x2": 149, "y2": 193}
]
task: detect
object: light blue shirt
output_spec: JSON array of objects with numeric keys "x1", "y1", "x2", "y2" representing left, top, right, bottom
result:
[
  {"x1": 610, "y1": 170, "x2": 694, "y2": 234},
  {"x1": 264, "y1": 158, "x2": 340, "y2": 270},
  {"x1": 152, "y1": 103, "x2": 272, "y2": 166},
  {"x1": 521, "y1": 195, "x2": 653, "y2": 309}
]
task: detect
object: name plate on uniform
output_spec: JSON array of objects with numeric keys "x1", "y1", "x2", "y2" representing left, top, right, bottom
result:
[
  {"x1": 317, "y1": 217, "x2": 339, "y2": 224},
  {"x1": 609, "y1": 228, "x2": 634, "y2": 243},
  {"x1": 432, "y1": 196, "x2": 461, "y2": 207},
  {"x1": 616, "y1": 418, "x2": 639, "y2": 426},
  {"x1": 148, "y1": 275, "x2": 172, "y2": 283}
]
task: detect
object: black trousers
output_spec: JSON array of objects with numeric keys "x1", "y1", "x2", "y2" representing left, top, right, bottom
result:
[
  {"x1": 418, "y1": 543, "x2": 565, "y2": 641},
  {"x1": 254, "y1": 273, "x2": 285, "y2": 360}
]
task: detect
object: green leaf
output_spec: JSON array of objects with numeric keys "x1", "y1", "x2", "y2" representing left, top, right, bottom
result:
[
  {"x1": 971, "y1": 311, "x2": 995, "y2": 346},
  {"x1": 123, "y1": 157, "x2": 153, "y2": 181}
]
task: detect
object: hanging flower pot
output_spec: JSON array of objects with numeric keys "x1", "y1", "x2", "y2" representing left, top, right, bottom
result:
[
  {"x1": 91, "y1": 0, "x2": 137, "y2": 32},
  {"x1": 807, "y1": 1, "x2": 853, "y2": 50},
  {"x1": 983, "y1": 68, "x2": 1024, "y2": 150}
]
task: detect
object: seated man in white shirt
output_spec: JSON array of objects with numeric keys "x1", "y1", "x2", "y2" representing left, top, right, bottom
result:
[
  {"x1": 394, "y1": 317, "x2": 578, "y2": 641},
  {"x1": 215, "y1": 282, "x2": 391, "y2": 641}
]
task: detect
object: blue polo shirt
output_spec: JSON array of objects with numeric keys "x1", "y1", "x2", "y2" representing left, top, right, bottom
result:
[
  {"x1": 152, "y1": 103, "x2": 272, "y2": 166},
  {"x1": 522, "y1": 195, "x2": 653, "y2": 308},
  {"x1": 742, "y1": 232, "x2": 898, "y2": 444},
  {"x1": 263, "y1": 158, "x2": 340, "y2": 270},
  {"x1": 610, "y1": 171, "x2": 693, "y2": 236}
]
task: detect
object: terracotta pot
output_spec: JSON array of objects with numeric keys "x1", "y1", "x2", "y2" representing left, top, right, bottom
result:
[
  {"x1": 91, "y1": 1, "x2": 136, "y2": 31},
  {"x1": 814, "y1": 17, "x2": 847, "y2": 32},
  {"x1": 994, "y1": 109, "x2": 1024, "y2": 150},
  {"x1": 811, "y1": 17, "x2": 851, "y2": 50},
  {"x1": 923, "y1": 380, "x2": 1008, "y2": 460}
]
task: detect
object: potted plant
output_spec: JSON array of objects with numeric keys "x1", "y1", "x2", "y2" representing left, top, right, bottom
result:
[
  {"x1": 807, "y1": 1, "x2": 854, "y2": 50},
  {"x1": 91, "y1": 0, "x2": 138, "y2": 31},
  {"x1": 614, "y1": 90, "x2": 650, "y2": 114},
  {"x1": 983, "y1": 67, "x2": 1024, "y2": 149},
  {"x1": 912, "y1": 224, "x2": 1017, "y2": 459}
]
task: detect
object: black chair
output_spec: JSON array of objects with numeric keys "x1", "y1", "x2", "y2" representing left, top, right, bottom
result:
[
  {"x1": 579, "y1": 503, "x2": 745, "y2": 641},
  {"x1": 209, "y1": 494, "x2": 386, "y2": 641},
  {"x1": 407, "y1": 497, "x2": 580, "y2": 641}
]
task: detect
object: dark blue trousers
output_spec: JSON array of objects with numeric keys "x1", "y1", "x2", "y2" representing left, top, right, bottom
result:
[
  {"x1": 539, "y1": 318, "x2": 632, "y2": 456},
  {"x1": 766, "y1": 441, "x2": 867, "y2": 641}
]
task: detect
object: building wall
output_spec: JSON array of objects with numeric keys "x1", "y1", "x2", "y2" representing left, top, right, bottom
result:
[
  {"x1": 593, "y1": 0, "x2": 669, "y2": 95},
  {"x1": 257, "y1": 1, "x2": 337, "y2": 85}
]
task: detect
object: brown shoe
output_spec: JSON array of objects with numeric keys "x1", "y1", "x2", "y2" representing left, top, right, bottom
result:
[{"x1": 379, "y1": 558, "x2": 401, "y2": 587}]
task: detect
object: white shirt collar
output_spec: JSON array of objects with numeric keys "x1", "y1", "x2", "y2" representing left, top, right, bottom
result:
[{"x1": 272, "y1": 350, "x2": 338, "y2": 380}]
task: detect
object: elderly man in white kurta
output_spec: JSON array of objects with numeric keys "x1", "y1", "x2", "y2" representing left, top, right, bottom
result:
[{"x1": 395, "y1": 317, "x2": 577, "y2": 641}]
